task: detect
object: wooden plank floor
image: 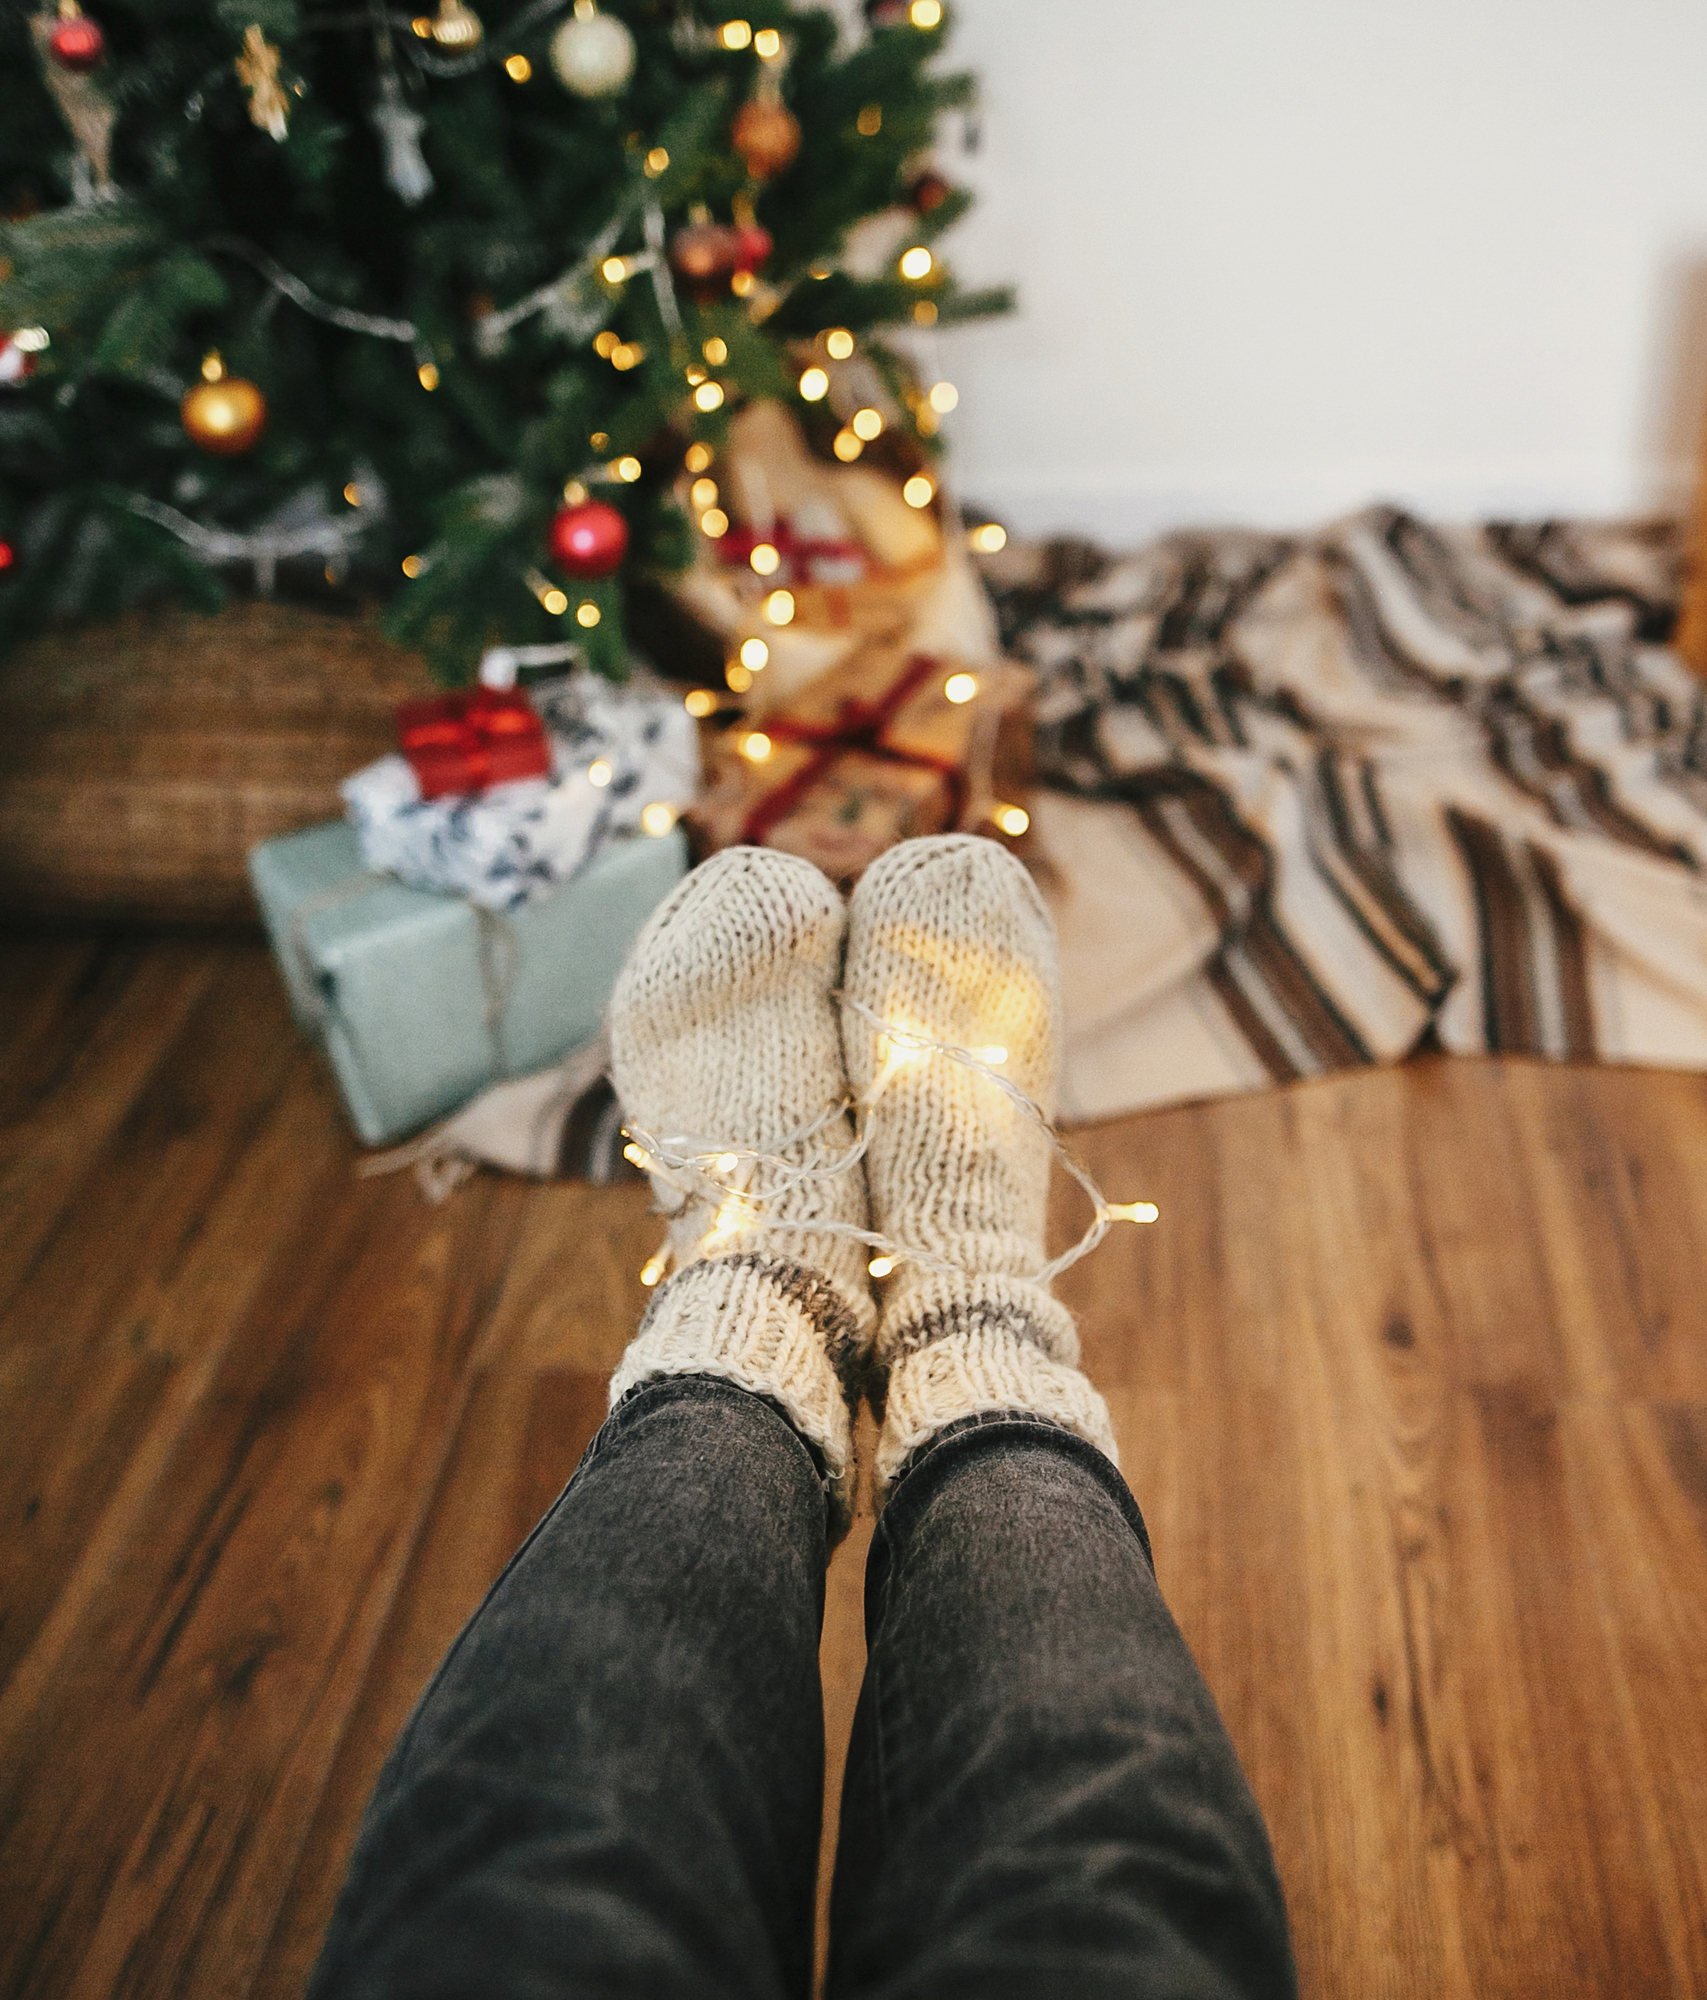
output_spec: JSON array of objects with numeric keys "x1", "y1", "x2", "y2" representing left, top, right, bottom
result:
[{"x1": 2, "y1": 926, "x2": 1705, "y2": 1999}]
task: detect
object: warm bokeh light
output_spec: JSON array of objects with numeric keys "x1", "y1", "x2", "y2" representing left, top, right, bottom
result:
[
  {"x1": 702, "y1": 336, "x2": 728, "y2": 364},
  {"x1": 798, "y1": 366, "x2": 829, "y2": 401},
  {"x1": 721, "y1": 17, "x2": 751, "y2": 46},
  {"x1": 851, "y1": 407, "x2": 883, "y2": 440},
  {"x1": 401, "y1": 554, "x2": 424, "y2": 577},
  {"x1": 928, "y1": 380, "x2": 958, "y2": 412},
  {"x1": 725, "y1": 661, "x2": 754, "y2": 691},
  {"x1": 902, "y1": 475, "x2": 934, "y2": 508},
  {"x1": 910, "y1": 0, "x2": 942, "y2": 23},
  {"x1": 690, "y1": 476, "x2": 718, "y2": 509},
  {"x1": 899, "y1": 245, "x2": 933, "y2": 280},
  {"x1": 994, "y1": 802, "x2": 1030, "y2": 836},
  {"x1": 944, "y1": 672, "x2": 978, "y2": 703},
  {"x1": 576, "y1": 601, "x2": 601, "y2": 626},
  {"x1": 754, "y1": 26, "x2": 781, "y2": 56},
  {"x1": 700, "y1": 507, "x2": 729, "y2": 537},
  {"x1": 685, "y1": 688, "x2": 718, "y2": 717},
  {"x1": 971, "y1": 522, "x2": 1008, "y2": 553},
  {"x1": 641, "y1": 802, "x2": 678, "y2": 836},
  {"x1": 763, "y1": 589, "x2": 796, "y2": 624},
  {"x1": 694, "y1": 381, "x2": 725, "y2": 411},
  {"x1": 832, "y1": 429, "x2": 863, "y2": 462},
  {"x1": 857, "y1": 104, "x2": 882, "y2": 135},
  {"x1": 613, "y1": 455, "x2": 642, "y2": 481},
  {"x1": 825, "y1": 328, "x2": 855, "y2": 359},
  {"x1": 542, "y1": 588, "x2": 568, "y2": 615},
  {"x1": 684, "y1": 442, "x2": 713, "y2": 473},
  {"x1": 504, "y1": 52, "x2": 531, "y2": 78},
  {"x1": 740, "y1": 637, "x2": 770, "y2": 669},
  {"x1": 644, "y1": 146, "x2": 669, "y2": 176},
  {"x1": 750, "y1": 542, "x2": 780, "y2": 576},
  {"x1": 742, "y1": 731, "x2": 773, "y2": 762},
  {"x1": 587, "y1": 759, "x2": 613, "y2": 787}
]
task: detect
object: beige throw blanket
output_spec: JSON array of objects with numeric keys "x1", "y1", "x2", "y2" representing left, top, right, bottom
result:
[{"x1": 988, "y1": 508, "x2": 1707, "y2": 1121}]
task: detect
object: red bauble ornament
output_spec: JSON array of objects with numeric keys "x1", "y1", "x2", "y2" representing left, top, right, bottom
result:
[
  {"x1": 0, "y1": 336, "x2": 35, "y2": 388},
  {"x1": 548, "y1": 499, "x2": 628, "y2": 578},
  {"x1": 48, "y1": 5, "x2": 105, "y2": 72},
  {"x1": 732, "y1": 220, "x2": 773, "y2": 274},
  {"x1": 731, "y1": 97, "x2": 801, "y2": 180},
  {"x1": 0, "y1": 540, "x2": 15, "y2": 573},
  {"x1": 907, "y1": 169, "x2": 951, "y2": 215}
]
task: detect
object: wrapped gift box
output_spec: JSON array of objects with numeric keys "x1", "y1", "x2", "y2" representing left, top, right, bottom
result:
[
  {"x1": 688, "y1": 640, "x2": 1032, "y2": 886},
  {"x1": 342, "y1": 671, "x2": 699, "y2": 912},
  {"x1": 250, "y1": 819, "x2": 686, "y2": 1145}
]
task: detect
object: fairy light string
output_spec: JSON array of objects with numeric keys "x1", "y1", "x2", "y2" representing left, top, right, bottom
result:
[{"x1": 626, "y1": 999, "x2": 1158, "y2": 1291}]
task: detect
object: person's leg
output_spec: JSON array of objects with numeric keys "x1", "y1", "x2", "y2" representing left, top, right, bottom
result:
[
  {"x1": 313, "y1": 846, "x2": 883, "y2": 1998},
  {"x1": 830, "y1": 835, "x2": 1295, "y2": 1997},
  {"x1": 310, "y1": 1374, "x2": 831, "y2": 2000},
  {"x1": 827, "y1": 1412, "x2": 1296, "y2": 1999}
]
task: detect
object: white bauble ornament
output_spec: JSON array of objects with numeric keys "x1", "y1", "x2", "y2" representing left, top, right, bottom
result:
[{"x1": 549, "y1": 0, "x2": 635, "y2": 96}]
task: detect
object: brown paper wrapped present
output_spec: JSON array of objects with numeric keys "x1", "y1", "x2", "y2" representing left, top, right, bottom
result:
[{"x1": 688, "y1": 642, "x2": 1032, "y2": 886}]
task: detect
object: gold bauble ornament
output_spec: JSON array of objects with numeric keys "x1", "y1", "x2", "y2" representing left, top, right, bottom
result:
[
  {"x1": 731, "y1": 95, "x2": 801, "y2": 180},
  {"x1": 180, "y1": 353, "x2": 267, "y2": 456},
  {"x1": 431, "y1": 0, "x2": 483, "y2": 49}
]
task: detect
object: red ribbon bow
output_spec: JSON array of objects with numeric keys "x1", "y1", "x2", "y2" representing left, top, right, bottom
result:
[
  {"x1": 740, "y1": 653, "x2": 968, "y2": 846},
  {"x1": 718, "y1": 519, "x2": 865, "y2": 582},
  {"x1": 395, "y1": 686, "x2": 550, "y2": 799}
]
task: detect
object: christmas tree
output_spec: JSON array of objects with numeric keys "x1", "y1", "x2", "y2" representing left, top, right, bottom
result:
[{"x1": 0, "y1": 0, "x2": 1008, "y2": 679}]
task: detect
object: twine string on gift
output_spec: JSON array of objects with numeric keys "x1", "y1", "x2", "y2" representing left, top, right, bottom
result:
[
  {"x1": 287, "y1": 871, "x2": 520, "y2": 1060},
  {"x1": 740, "y1": 653, "x2": 969, "y2": 847}
]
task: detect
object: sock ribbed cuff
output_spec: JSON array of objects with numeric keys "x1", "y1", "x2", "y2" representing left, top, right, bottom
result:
[
  {"x1": 609, "y1": 1250, "x2": 862, "y2": 1533},
  {"x1": 874, "y1": 1318, "x2": 1120, "y2": 1496},
  {"x1": 880, "y1": 1269, "x2": 1080, "y2": 1368}
]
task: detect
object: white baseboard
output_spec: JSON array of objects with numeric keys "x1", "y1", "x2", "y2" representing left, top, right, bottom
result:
[{"x1": 953, "y1": 460, "x2": 1695, "y2": 544}]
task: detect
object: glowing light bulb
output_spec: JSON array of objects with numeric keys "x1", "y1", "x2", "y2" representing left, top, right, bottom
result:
[
  {"x1": 601, "y1": 256, "x2": 628, "y2": 284},
  {"x1": 504, "y1": 52, "x2": 531, "y2": 78},
  {"x1": 577, "y1": 601, "x2": 601, "y2": 627},
  {"x1": 611, "y1": 341, "x2": 644, "y2": 370},
  {"x1": 743, "y1": 731, "x2": 773, "y2": 762},
  {"x1": 750, "y1": 542, "x2": 780, "y2": 576},
  {"x1": 851, "y1": 407, "x2": 883, "y2": 441},
  {"x1": 417, "y1": 361, "x2": 440, "y2": 390},
  {"x1": 1104, "y1": 1201, "x2": 1160, "y2": 1224},
  {"x1": 754, "y1": 25, "x2": 781, "y2": 55},
  {"x1": 868, "y1": 1255, "x2": 895, "y2": 1278},
  {"x1": 994, "y1": 803, "x2": 1030, "y2": 837},
  {"x1": 971, "y1": 522, "x2": 1008, "y2": 553},
  {"x1": 542, "y1": 587, "x2": 569, "y2": 615},
  {"x1": 721, "y1": 17, "x2": 751, "y2": 46},
  {"x1": 856, "y1": 104, "x2": 882, "y2": 136},
  {"x1": 944, "y1": 672, "x2": 978, "y2": 704},
  {"x1": 928, "y1": 380, "x2": 958, "y2": 413},
  {"x1": 902, "y1": 475, "x2": 934, "y2": 508},
  {"x1": 644, "y1": 146, "x2": 670, "y2": 176},
  {"x1": 694, "y1": 381, "x2": 725, "y2": 411},
  {"x1": 701, "y1": 507, "x2": 729, "y2": 537},
  {"x1": 763, "y1": 590, "x2": 796, "y2": 625},
  {"x1": 910, "y1": 0, "x2": 941, "y2": 22},
  {"x1": 624, "y1": 1142, "x2": 650, "y2": 1167},
  {"x1": 725, "y1": 662, "x2": 754, "y2": 692},
  {"x1": 685, "y1": 688, "x2": 718, "y2": 717},
  {"x1": 714, "y1": 1152, "x2": 740, "y2": 1173},
  {"x1": 832, "y1": 429, "x2": 863, "y2": 462},
  {"x1": 798, "y1": 366, "x2": 829, "y2": 401},
  {"x1": 691, "y1": 476, "x2": 719, "y2": 509},
  {"x1": 899, "y1": 246, "x2": 934, "y2": 280},
  {"x1": 613, "y1": 455, "x2": 642, "y2": 481},
  {"x1": 343, "y1": 482, "x2": 361, "y2": 506},
  {"x1": 825, "y1": 328, "x2": 855, "y2": 359},
  {"x1": 739, "y1": 637, "x2": 769, "y2": 669},
  {"x1": 401, "y1": 554, "x2": 425, "y2": 578},
  {"x1": 685, "y1": 442, "x2": 713, "y2": 473},
  {"x1": 703, "y1": 337, "x2": 728, "y2": 364},
  {"x1": 562, "y1": 479, "x2": 588, "y2": 504},
  {"x1": 587, "y1": 759, "x2": 613, "y2": 787},
  {"x1": 973, "y1": 1045, "x2": 1008, "y2": 1066},
  {"x1": 640, "y1": 1252, "x2": 668, "y2": 1286},
  {"x1": 641, "y1": 802, "x2": 678, "y2": 836},
  {"x1": 913, "y1": 300, "x2": 938, "y2": 325},
  {"x1": 730, "y1": 270, "x2": 756, "y2": 297}
]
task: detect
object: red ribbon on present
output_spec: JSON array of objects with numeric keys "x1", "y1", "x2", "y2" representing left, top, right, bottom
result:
[
  {"x1": 740, "y1": 653, "x2": 968, "y2": 846},
  {"x1": 718, "y1": 518, "x2": 865, "y2": 581},
  {"x1": 395, "y1": 685, "x2": 550, "y2": 799}
]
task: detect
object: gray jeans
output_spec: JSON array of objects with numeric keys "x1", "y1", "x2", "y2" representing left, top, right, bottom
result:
[{"x1": 309, "y1": 1374, "x2": 1296, "y2": 1999}]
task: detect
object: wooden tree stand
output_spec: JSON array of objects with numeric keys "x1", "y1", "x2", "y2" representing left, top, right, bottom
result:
[{"x1": 0, "y1": 602, "x2": 433, "y2": 925}]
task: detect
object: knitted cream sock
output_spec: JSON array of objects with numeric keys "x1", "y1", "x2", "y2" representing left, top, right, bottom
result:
[
  {"x1": 842, "y1": 834, "x2": 1119, "y2": 1493},
  {"x1": 608, "y1": 845, "x2": 876, "y2": 1529}
]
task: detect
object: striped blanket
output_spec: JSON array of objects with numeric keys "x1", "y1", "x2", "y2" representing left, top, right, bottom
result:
[{"x1": 986, "y1": 507, "x2": 1707, "y2": 1122}]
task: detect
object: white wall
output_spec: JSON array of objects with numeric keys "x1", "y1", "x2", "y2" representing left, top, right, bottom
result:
[{"x1": 917, "y1": 0, "x2": 1707, "y2": 539}]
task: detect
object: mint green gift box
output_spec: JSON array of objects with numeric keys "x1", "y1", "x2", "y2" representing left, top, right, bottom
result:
[{"x1": 249, "y1": 820, "x2": 687, "y2": 1145}]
